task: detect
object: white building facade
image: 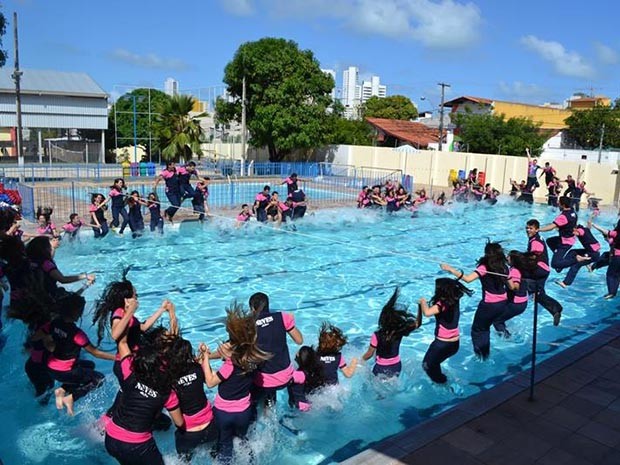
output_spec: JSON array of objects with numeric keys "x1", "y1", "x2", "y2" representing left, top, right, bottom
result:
[
  {"x1": 341, "y1": 67, "x2": 387, "y2": 119},
  {"x1": 164, "y1": 77, "x2": 179, "y2": 96}
]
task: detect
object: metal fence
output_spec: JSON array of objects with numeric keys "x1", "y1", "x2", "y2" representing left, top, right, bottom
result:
[{"x1": 12, "y1": 163, "x2": 406, "y2": 222}]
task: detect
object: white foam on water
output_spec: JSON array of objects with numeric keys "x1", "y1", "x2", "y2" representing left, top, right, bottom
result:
[{"x1": 17, "y1": 421, "x2": 89, "y2": 463}]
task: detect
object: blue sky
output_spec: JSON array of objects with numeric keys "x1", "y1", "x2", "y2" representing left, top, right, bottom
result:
[{"x1": 4, "y1": 0, "x2": 619, "y2": 111}]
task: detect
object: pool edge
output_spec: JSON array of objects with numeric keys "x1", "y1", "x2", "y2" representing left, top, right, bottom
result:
[{"x1": 340, "y1": 321, "x2": 620, "y2": 465}]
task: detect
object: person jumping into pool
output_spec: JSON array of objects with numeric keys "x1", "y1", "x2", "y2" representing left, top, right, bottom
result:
[
  {"x1": 419, "y1": 278, "x2": 473, "y2": 383},
  {"x1": 153, "y1": 161, "x2": 181, "y2": 222},
  {"x1": 104, "y1": 326, "x2": 183, "y2": 465},
  {"x1": 440, "y1": 242, "x2": 509, "y2": 359},
  {"x1": 249, "y1": 292, "x2": 303, "y2": 409},
  {"x1": 168, "y1": 337, "x2": 218, "y2": 463},
  {"x1": 235, "y1": 204, "x2": 253, "y2": 228},
  {"x1": 126, "y1": 191, "x2": 146, "y2": 239},
  {"x1": 287, "y1": 346, "x2": 325, "y2": 411},
  {"x1": 525, "y1": 148, "x2": 540, "y2": 192},
  {"x1": 524, "y1": 219, "x2": 563, "y2": 325},
  {"x1": 556, "y1": 223, "x2": 601, "y2": 288},
  {"x1": 589, "y1": 219, "x2": 620, "y2": 299},
  {"x1": 178, "y1": 161, "x2": 199, "y2": 201},
  {"x1": 200, "y1": 304, "x2": 272, "y2": 465},
  {"x1": 147, "y1": 192, "x2": 164, "y2": 234},
  {"x1": 282, "y1": 172, "x2": 306, "y2": 200},
  {"x1": 192, "y1": 177, "x2": 210, "y2": 222},
  {"x1": 492, "y1": 251, "x2": 537, "y2": 336},
  {"x1": 89, "y1": 193, "x2": 109, "y2": 239},
  {"x1": 361, "y1": 288, "x2": 421, "y2": 378},
  {"x1": 47, "y1": 293, "x2": 115, "y2": 415},
  {"x1": 538, "y1": 196, "x2": 589, "y2": 272},
  {"x1": 317, "y1": 322, "x2": 358, "y2": 384},
  {"x1": 539, "y1": 161, "x2": 557, "y2": 187},
  {"x1": 253, "y1": 185, "x2": 271, "y2": 223},
  {"x1": 103, "y1": 178, "x2": 129, "y2": 235}
]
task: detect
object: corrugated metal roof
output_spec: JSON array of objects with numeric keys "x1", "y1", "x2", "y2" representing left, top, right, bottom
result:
[{"x1": 0, "y1": 69, "x2": 107, "y2": 98}]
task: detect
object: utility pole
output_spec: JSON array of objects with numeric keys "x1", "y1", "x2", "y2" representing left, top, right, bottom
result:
[
  {"x1": 241, "y1": 75, "x2": 247, "y2": 176},
  {"x1": 12, "y1": 12, "x2": 24, "y2": 171},
  {"x1": 598, "y1": 123, "x2": 605, "y2": 164},
  {"x1": 437, "y1": 82, "x2": 450, "y2": 152}
]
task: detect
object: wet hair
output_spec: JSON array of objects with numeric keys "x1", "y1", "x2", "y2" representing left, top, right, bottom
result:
[
  {"x1": 147, "y1": 192, "x2": 159, "y2": 202},
  {"x1": 317, "y1": 322, "x2": 348, "y2": 355},
  {"x1": 225, "y1": 302, "x2": 271, "y2": 373},
  {"x1": 559, "y1": 196, "x2": 571, "y2": 208},
  {"x1": 507, "y1": 250, "x2": 538, "y2": 276},
  {"x1": 477, "y1": 242, "x2": 507, "y2": 285},
  {"x1": 249, "y1": 292, "x2": 269, "y2": 314},
  {"x1": 56, "y1": 292, "x2": 86, "y2": 322},
  {"x1": 25, "y1": 236, "x2": 53, "y2": 262},
  {"x1": 377, "y1": 288, "x2": 419, "y2": 342},
  {"x1": 290, "y1": 173, "x2": 298, "y2": 178},
  {"x1": 263, "y1": 185, "x2": 270, "y2": 191},
  {"x1": 92, "y1": 274, "x2": 135, "y2": 345},
  {"x1": 241, "y1": 203, "x2": 248, "y2": 209},
  {"x1": 295, "y1": 346, "x2": 325, "y2": 392},
  {"x1": 167, "y1": 337, "x2": 199, "y2": 382},
  {"x1": 430, "y1": 278, "x2": 473, "y2": 309},
  {"x1": 526, "y1": 219, "x2": 540, "y2": 228},
  {"x1": 111, "y1": 178, "x2": 125, "y2": 190},
  {"x1": 69, "y1": 213, "x2": 79, "y2": 221},
  {"x1": 132, "y1": 326, "x2": 176, "y2": 394}
]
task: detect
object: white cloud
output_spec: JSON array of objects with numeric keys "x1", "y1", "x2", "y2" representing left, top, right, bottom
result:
[
  {"x1": 219, "y1": 0, "x2": 255, "y2": 15},
  {"x1": 109, "y1": 49, "x2": 190, "y2": 71},
  {"x1": 498, "y1": 81, "x2": 548, "y2": 102},
  {"x1": 238, "y1": 0, "x2": 482, "y2": 50},
  {"x1": 594, "y1": 42, "x2": 618, "y2": 65},
  {"x1": 521, "y1": 35, "x2": 594, "y2": 79}
]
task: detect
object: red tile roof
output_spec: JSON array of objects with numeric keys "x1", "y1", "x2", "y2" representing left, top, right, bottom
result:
[
  {"x1": 365, "y1": 117, "x2": 441, "y2": 148},
  {"x1": 442, "y1": 96, "x2": 493, "y2": 107}
]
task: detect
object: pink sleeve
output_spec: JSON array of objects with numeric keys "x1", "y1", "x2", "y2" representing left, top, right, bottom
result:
[
  {"x1": 338, "y1": 354, "x2": 347, "y2": 368},
  {"x1": 120, "y1": 356, "x2": 133, "y2": 380},
  {"x1": 73, "y1": 329, "x2": 90, "y2": 347},
  {"x1": 282, "y1": 313, "x2": 296, "y2": 331},
  {"x1": 160, "y1": 170, "x2": 173, "y2": 179},
  {"x1": 109, "y1": 190, "x2": 120, "y2": 197},
  {"x1": 509, "y1": 268, "x2": 521, "y2": 283},
  {"x1": 554, "y1": 214, "x2": 568, "y2": 227},
  {"x1": 292, "y1": 370, "x2": 306, "y2": 384},
  {"x1": 89, "y1": 205, "x2": 97, "y2": 212},
  {"x1": 42, "y1": 260, "x2": 57, "y2": 273},
  {"x1": 111, "y1": 308, "x2": 124, "y2": 321},
  {"x1": 530, "y1": 240, "x2": 544, "y2": 253},
  {"x1": 216, "y1": 359, "x2": 234, "y2": 381},
  {"x1": 370, "y1": 333, "x2": 378, "y2": 348},
  {"x1": 236, "y1": 214, "x2": 245, "y2": 221},
  {"x1": 165, "y1": 390, "x2": 179, "y2": 410},
  {"x1": 475, "y1": 265, "x2": 487, "y2": 277}
]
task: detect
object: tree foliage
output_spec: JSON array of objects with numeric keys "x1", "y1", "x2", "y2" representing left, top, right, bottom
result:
[
  {"x1": 451, "y1": 113, "x2": 547, "y2": 156},
  {"x1": 216, "y1": 37, "x2": 334, "y2": 162},
  {"x1": 362, "y1": 95, "x2": 417, "y2": 121},
  {"x1": 109, "y1": 88, "x2": 170, "y2": 155},
  {"x1": 564, "y1": 104, "x2": 620, "y2": 149},
  {"x1": 155, "y1": 94, "x2": 206, "y2": 162},
  {"x1": 0, "y1": 11, "x2": 7, "y2": 67}
]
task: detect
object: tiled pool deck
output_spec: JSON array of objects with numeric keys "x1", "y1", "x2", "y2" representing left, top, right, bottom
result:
[{"x1": 342, "y1": 322, "x2": 620, "y2": 465}]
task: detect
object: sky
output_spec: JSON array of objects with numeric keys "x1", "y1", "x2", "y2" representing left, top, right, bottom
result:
[{"x1": 3, "y1": 0, "x2": 620, "y2": 112}]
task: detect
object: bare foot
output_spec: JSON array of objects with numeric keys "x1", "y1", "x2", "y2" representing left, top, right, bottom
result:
[
  {"x1": 54, "y1": 387, "x2": 65, "y2": 410},
  {"x1": 576, "y1": 254, "x2": 590, "y2": 263},
  {"x1": 555, "y1": 280, "x2": 567, "y2": 289},
  {"x1": 63, "y1": 393, "x2": 75, "y2": 416}
]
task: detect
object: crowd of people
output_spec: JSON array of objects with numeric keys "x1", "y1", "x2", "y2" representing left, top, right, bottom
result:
[{"x1": 0, "y1": 152, "x2": 618, "y2": 464}]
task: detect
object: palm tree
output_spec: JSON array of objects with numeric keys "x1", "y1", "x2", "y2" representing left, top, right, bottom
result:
[{"x1": 156, "y1": 95, "x2": 207, "y2": 162}]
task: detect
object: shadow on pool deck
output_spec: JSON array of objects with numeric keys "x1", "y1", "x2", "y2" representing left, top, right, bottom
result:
[{"x1": 341, "y1": 322, "x2": 620, "y2": 465}]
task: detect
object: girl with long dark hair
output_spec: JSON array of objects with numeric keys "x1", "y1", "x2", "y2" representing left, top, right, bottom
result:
[
  {"x1": 419, "y1": 278, "x2": 473, "y2": 383},
  {"x1": 361, "y1": 288, "x2": 421, "y2": 378},
  {"x1": 201, "y1": 304, "x2": 271, "y2": 464},
  {"x1": 89, "y1": 193, "x2": 109, "y2": 238},
  {"x1": 441, "y1": 241, "x2": 509, "y2": 359},
  {"x1": 287, "y1": 346, "x2": 325, "y2": 411},
  {"x1": 103, "y1": 178, "x2": 129, "y2": 234}
]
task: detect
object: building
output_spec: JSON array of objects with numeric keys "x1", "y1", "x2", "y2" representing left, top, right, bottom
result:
[
  {"x1": 164, "y1": 77, "x2": 179, "y2": 96},
  {"x1": 0, "y1": 69, "x2": 108, "y2": 162},
  {"x1": 365, "y1": 117, "x2": 443, "y2": 149},
  {"x1": 566, "y1": 94, "x2": 611, "y2": 110},
  {"x1": 442, "y1": 96, "x2": 572, "y2": 130},
  {"x1": 361, "y1": 76, "x2": 387, "y2": 103}
]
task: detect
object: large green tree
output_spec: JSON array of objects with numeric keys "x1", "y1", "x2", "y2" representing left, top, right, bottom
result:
[
  {"x1": 109, "y1": 88, "x2": 170, "y2": 156},
  {"x1": 362, "y1": 95, "x2": 417, "y2": 120},
  {"x1": 215, "y1": 37, "x2": 334, "y2": 162},
  {"x1": 451, "y1": 113, "x2": 547, "y2": 156},
  {"x1": 0, "y1": 11, "x2": 6, "y2": 67},
  {"x1": 564, "y1": 104, "x2": 620, "y2": 149},
  {"x1": 155, "y1": 94, "x2": 206, "y2": 161}
]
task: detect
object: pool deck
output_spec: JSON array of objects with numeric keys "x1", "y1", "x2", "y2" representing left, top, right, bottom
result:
[{"x1": 342, "y1": 321, "x2": 620, "y2": 465}]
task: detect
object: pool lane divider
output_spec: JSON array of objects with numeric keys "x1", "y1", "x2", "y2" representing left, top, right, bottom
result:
[{"x1": 339, "y1": 321, "x2": 620, "y2": 465}]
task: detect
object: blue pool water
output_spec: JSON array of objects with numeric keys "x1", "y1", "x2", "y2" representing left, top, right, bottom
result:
[{"x1": 1, "y1": 199, "x2": 618, "y2": 465}]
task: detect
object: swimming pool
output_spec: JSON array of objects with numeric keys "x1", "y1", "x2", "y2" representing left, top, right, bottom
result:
[{"x1": 1, "y1": 199, "x2": 617, "y2": 464}]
